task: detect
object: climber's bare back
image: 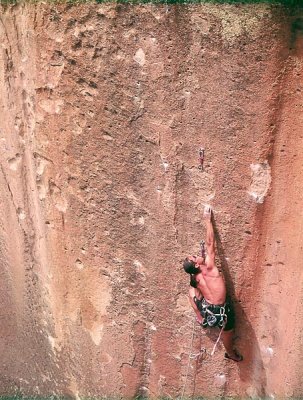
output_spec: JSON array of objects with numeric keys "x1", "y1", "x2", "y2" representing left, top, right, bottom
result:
[
  {"x1": 194, "y1": 264, "x2": 226, "y2": 305},
  {"x1": 187, "y1": 253, "x2": 226, "y2": 304}
]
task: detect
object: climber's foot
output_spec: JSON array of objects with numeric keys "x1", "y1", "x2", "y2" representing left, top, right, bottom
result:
[{"x1": 224, "y1": 350, "x2": 243, "y2": 362}]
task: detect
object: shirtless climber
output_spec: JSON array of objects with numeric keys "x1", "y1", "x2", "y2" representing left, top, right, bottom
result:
[{"x1": 183, "y1": 205, "x2": 243, "y2": 362}]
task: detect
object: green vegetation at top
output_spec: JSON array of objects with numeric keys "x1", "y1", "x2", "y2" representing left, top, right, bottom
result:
[
  {"x1": 1, "y1": 396, "x2": 303, "y2": 400},
  {"x1": 93, "y1": 0, "x2": 303, "y2": 5},
  {"x1": 0, "y1": 0, "x2": 302, "y2": 5},
  {"x1": 107, "y1": 0, "x2": 303, "y2": 4}
]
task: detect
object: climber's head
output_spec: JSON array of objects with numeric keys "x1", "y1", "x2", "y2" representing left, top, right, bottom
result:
[{"x1": 183, "y1": 256, "x2": 200, "y2": 275}]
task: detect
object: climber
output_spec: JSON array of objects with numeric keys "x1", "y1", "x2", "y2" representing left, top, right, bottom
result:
[{"x1": 183, "y1": 205, "x2": 243, "y2": 362}]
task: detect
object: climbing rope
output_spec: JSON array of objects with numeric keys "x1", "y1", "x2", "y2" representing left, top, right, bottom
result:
[
  {"x1": 180, "y1": 318, "x2": 196, "y2": 400},
  {"x1": 181, "y1": 316, "x2": 226, "y2": 399},
  {"x1": 210, "y1": 323, "x2": 225, "y2": 356},
  {"x1": 180, "y1": 318, "x2": 206, "y2": 400}
]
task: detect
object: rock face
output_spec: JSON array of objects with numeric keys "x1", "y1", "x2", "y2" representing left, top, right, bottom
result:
[{"x1": 0, "y1": 2, "x2": 303, "y2": 398}]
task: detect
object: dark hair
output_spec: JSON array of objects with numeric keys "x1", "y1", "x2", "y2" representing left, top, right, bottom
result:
[
  {"x1": 183, "y1": 259, "x2": 199, "y2": 275},
  {"x1": 190, "y1": 274, "x2": 198, "y2": 288},
  {"x1": 183, "y1": 259, "x2": 199, "y2": 288}
]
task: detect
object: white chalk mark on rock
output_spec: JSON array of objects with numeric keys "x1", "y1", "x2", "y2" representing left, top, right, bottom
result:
[
  {"x1": 48, "y1": 335, "x2": 56, "y2": 350},
  {"x1": 134, "y1": 48, "x2": 146, "y2": 66},
  {"x1": 8, "y1": 153, "x2": 22, "y2": 171},
  {"x1": 160, "y1": 158, "x2": 169, "y2": 172},
  {"x1": 261, "y1": 345, "x2": 274, "y2": 365},
  {"x1": 138, "y1": 216, "x2": 145, "y2": 225},
  {"x1": 39, "y1": 99, "x2": 64, "y2": 114},
  {"x1": 37, "y1": 180, "x2": 48, "y2": 200},
  {"x1": 75, "y1": 259, "x2": 84, "y2": 270},
  {"x1": 246, "y1": 386, "x2": 259, "y2": 398},
  {"x1": 89, "y1": 324, "x2": 104, "y2": 346},
  {"x1": 35, "y1": 154, "x2": 50, "y2": 176},
  {"x1": 248, "y1": 161, "x2": 271, "y2": 203},
  {"x1": 17, "y1": 208, "x2": 26, "y2": 220},
  {"x1": 150, "y1": 323, "x2": 157, "y2": 331},
  {"x1": 134, "y1": 260, "x2": 147, "y2": 280},
  {"x1": 134, "y1": 260, "x2": 143, "y2": 269},
  {"x1": 214, "y1": 373, "x2": 227, "y2": 387}
]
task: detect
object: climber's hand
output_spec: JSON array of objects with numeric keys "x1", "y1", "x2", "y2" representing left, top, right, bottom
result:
[{"x1": 203, "y1": 205, "x2": 212, "y2": 221}]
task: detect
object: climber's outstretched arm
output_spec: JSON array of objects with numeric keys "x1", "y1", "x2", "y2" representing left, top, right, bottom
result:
[{"x1": 204, "y1": 206, "x2": 215, "y2": 268}]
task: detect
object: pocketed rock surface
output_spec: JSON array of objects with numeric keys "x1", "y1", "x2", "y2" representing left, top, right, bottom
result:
[{"x1": 0, "y1": 2, "x2": 302, "y2": 398}]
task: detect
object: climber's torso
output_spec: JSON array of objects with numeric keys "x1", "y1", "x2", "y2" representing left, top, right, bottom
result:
[{"x1": 194, "y1": 264, "x2": 226, "y2": 305}]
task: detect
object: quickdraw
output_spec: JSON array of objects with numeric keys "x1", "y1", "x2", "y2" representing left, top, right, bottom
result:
[
  {"x1": 198, "y1": 148, "x2": 205, "y2": 170},
  {"x1": 200, "y1": 240, "x2": 206, "y2": 259}
]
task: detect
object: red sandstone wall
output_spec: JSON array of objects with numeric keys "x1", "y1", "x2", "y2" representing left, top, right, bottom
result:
[{"x1": 0, "y1": 2, "x2": 302, "y2": 398}]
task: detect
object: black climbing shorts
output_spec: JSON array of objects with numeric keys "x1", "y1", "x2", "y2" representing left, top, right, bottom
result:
[
  {"x1": 223, "y1": 301, "x2": 235, "y2": 331},
  {"x1": 194, "y1": 296, "x2": 236, "y2": 331}
]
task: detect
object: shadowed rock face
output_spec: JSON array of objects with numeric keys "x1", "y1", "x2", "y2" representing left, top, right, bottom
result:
[{"x1": 0, "y1": 2, "x2": 302, "y2": 398}]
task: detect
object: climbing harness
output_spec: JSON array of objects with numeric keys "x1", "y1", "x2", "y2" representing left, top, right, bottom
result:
[
  {"x1": 198, "y1": 148, "x2": 205, "y2": 170},
  {"x1": 194, "y1": 297, "x2": 227, "y2": 329}
]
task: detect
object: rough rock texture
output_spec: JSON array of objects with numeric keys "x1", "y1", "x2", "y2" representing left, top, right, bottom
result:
[{"x1": 0, "y1": 2, "x2": 302, "y2": 398}]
